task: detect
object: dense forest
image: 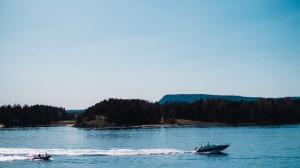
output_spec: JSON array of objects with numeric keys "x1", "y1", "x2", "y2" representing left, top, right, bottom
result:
[
  {"x1": 77, "y1": 98, "x2": 300, "y2": 127},
  {"x1": 0, "y1": 104, "x2": 74, "y2": 127},
  {"x1": 2, "y1": 97, "x2": 299, "y2": 128},
  {"x1": 161, "y1": 98, "x2": 300, "y2": 124},
  {"x1": 76, "y1": 99, "x2": 161, "y2": 126}
]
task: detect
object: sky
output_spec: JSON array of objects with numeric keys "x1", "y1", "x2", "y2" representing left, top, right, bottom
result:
[{"x1": 1, "y1": 0, "x2": 300, "y2": 109}]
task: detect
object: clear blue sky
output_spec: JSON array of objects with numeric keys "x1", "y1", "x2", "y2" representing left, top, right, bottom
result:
[{"x1": 1, "y1": 0, "x2": 300, "y2": 109}]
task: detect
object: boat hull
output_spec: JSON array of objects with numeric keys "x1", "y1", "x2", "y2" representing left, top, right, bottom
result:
[
  {"x1": 196, "y1": 144, "x2": 229, "y2": 153},
  {"x1": 32, "y1": 155, "x2": 51, "y2": 160}
]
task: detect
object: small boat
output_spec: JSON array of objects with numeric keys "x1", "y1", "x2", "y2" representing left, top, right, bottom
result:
[
  {"x1": 195, "y1": 144, "x2": 229, "y2": 153},
  {"x1": 29, "y1": 154, "x2": 51, "y2": 160},
  {"x1": 32, "y1": 155, "x2": 51, "y2": 160}
]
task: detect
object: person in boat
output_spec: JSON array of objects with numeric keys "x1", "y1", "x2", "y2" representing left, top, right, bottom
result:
[
  {"x1": 45, "y1": 153, "x2": 47, "y2": 156},
  {"x1": 38, "y1": 154, "x2": 41, "y2": 157},
  {"x1": 207, "y1": 142, "x2": 209, "y2": 146}
]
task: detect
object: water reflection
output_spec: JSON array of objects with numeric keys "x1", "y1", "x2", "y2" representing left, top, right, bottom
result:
[{"x1": 196, "y1": 152, "x2": 228, "y2": 157}]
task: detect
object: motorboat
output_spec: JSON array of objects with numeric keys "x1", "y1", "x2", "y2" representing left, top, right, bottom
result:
[
  {"x1": 195, "y1": 144, "x2": 229, "y2": 153},
  {"x1": 32, "y1": 155, "x2": 51, "y2": 160},
  {"x1": 27, "y1": 154, "x2": 51, "y2": 160}
]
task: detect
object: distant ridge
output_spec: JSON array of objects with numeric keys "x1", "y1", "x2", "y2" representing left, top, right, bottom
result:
[
  {"x1": 66, "y1": 109, "x2": 85, "y2": 113},
  {"x1": 159, "y1": 94, "x2": 300, "y2": 104}
]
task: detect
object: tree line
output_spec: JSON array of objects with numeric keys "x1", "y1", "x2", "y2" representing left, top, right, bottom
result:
[
  {"x1": 2, "y1": 97, "x2": 299, "y2": 127},
  {"x1": 77, "y1": 99, "x2": 161, "y2": 126},
  {"x1": 161, "y1": 98, "x2": 300, "y2": 124},
  {"x1": 0, "y1": 104, "x2": 74, "y2": 127},
  {"x1": 77, "y1": 98, "x2": 300, "y2": 126}
]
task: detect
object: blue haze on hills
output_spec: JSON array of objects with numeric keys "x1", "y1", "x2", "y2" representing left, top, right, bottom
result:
[
  {"x1": 159, "y1": 94, "x2": 300, "y2": 104},
  {"x1": 66, "y1": 110, "x2": 85, "y2": 113}
]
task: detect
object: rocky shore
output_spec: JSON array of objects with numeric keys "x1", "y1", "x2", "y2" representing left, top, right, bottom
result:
[{"x1": 73, "y1": 117, "x2": 228, "y2": 130}]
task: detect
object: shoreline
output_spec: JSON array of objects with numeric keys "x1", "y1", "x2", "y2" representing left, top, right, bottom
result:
[
  {"x1": 1, "y1": 122, "x2": 298, "y2": 129},
  {"x1": 0, "y1": 120, "x2": 76, "y2": 128},
  {"x1": 2, "y1": 119, "x2": 298, "y2": 129},
  {"x1": 73, "y1": 119, "x2": 300, "y2": 130}
]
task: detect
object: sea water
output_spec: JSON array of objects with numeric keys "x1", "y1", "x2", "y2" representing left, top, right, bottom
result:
[{"x1": 0, "y1": 124, "x2": 299, "y2": 167}]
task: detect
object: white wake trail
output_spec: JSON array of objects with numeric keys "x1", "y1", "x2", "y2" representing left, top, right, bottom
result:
[
  {"x1": 0, "y1": 155, "x2": 29, "y2": 162},
  {"x1": 0, "y1": 147, "x2": 191, "y2": 161}
]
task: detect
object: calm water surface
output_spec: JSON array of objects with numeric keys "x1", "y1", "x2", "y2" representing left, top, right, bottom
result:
[{"x1": 0, "y1": 124, "x2": 299, "y2": 167}]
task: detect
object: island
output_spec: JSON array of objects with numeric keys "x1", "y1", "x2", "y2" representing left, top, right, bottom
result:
[
  {"x1": 74, "y1": 96, "x2": 300, "y2": 129},
  {"x1": 0, "y1": 104, "x2": 75, "y2": 127},
  {"x1": 1, "y1": 95, "x2": 300, "y2": 128}
]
